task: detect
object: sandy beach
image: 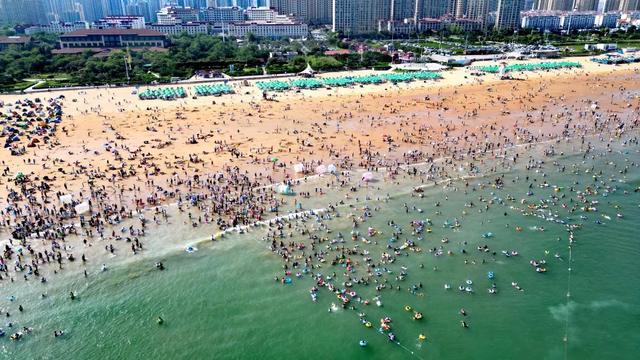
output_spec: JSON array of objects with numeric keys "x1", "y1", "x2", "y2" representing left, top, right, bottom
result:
[{"x1": 1, "y1": 57, "x2": 638, "y2": 207}]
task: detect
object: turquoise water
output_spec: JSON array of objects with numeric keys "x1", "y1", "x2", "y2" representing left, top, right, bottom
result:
[{"x1": 1, "y1": 139, "x2": 639, "y2": 360}]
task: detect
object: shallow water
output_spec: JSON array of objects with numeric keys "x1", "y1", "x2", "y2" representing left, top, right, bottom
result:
[{"x1": 1, "y1": 138, "x2": 639, "y2": 360}]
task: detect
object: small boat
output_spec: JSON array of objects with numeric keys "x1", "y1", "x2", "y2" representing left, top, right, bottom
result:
[
  {"x1": 359, "y1": 340, "x2": 368, "y2": 347},
  {"x1": 487, "y1": 272, "x2": 495, "y2": 280},
  {"x1": 481, "y1": 232, "x2": 494, "y2": 238},
  {"x1": 419, "y1": 334, "x2": 427, "y2": 341},
  {"x1": 465, "y1": 280, "x2": 473, "y2": 285},
  {"x1": 444, "y1": 284, "x2": 451, "y2": 290}
]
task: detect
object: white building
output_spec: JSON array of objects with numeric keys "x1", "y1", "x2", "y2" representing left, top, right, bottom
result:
[
  {"x1": 521, "y1": 11, "x2": 561, "y2": 30},
  {"x1": 418, "y1": 18, "x2": 446, "y2": 32},
  {"x1": 226, "y1": 19, "x2": 308, "y2": 38},
  {"x1": 147, "y1": 23, "x2": 210, "y2": 35},
  {"x1": 25, "y1": 21, "x2": 89, "y2": 35},
  {"x1": 200, "y1": 7, "x2": 245, "y2": 23},
  {"x1": 594, "y1": 12, "x2": 621, "y2": 27},
  {"x1": 156, "y1": 7, "x2": 200, "y2": 25},
  {"x1": 245, "y1": 7, "x2": 278, "y2": 21},
  {"x1": 93, "y1": 16, "x2": 146, "y2": 29},
  {"x1": 560, "y1": 12, "x2": 596, "y2": 30},
  {"x1": 378, "y1": 19, "x2": 418, "y2": 35}
]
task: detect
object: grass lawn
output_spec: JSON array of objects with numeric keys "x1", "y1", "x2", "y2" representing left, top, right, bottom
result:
[
  {"x1": 0, "y1": 80, "x2": 36, "y2": 93},
  {"x1": 30, "y1": 73, "x2": 72, "y2": 80},
  {"x1": 32, "y1": 80, "x2": 81, "y2": 89}
]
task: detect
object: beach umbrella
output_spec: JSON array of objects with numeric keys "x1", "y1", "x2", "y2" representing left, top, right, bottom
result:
[
  {"x1": 327, "y1": 164, "x2": 337, "y2": 174},
  {"x1": 271, "y1": 157, "x2": 279, "y2": 162},
  {"x1": 315, "y1": 165, "x2": 327, "y2": 174},
  {"x1": 362, "y1": 172, "x2": 374, "y2": 182}
]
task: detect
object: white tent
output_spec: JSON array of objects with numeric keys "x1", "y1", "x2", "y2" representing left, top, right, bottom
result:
[
  {"x1": 59, "y1": 194, "x2": 73, "y2": 205},
  {"x1": 362, "y1": 172, "x2": 374, "y2": 182},
  {"x1": 74, "y1": 202, "x2": 90, "y2": 215},
  {"x1": 293, "y1": 163, "x2": 305, "y2": 173}
]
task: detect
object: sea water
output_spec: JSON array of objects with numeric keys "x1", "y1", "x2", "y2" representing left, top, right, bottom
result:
[{"x1": 1, "y1": 137, "x2": 639, "y2": 360}]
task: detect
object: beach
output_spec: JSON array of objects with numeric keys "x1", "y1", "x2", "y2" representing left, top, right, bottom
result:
[{"x1": 0, "y1": 57, "x2": 639, "y2": 359}]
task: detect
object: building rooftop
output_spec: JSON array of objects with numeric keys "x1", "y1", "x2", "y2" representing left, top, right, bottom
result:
[
  {"x1": 324, "y1": 49, "x2": 352, "y2": 56},
  {"x1": 230, "y1": 20, "x2": 303, "y2": 26},
  {"x1": 52, "y1": 47, "x2": 168, "y2": 55},
  {"x1": 0, "y1": 36, "x2": 31, "y2": 44},
  {"x1": 148, "y1": 22, "x2": 207, "y2": 26},
  {"x1": 60, "y1": 29, "x2": 165, "y2": 37}
]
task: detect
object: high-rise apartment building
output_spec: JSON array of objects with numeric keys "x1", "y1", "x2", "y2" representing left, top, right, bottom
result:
[
  {"x1": 543, "y1": 0, "x2": 573, "y2": 10},
  {"x1": 495, "y1": 0, "x2": 524, "y2": 29},
  {"x1": 467, "y1": 0, "x2": 490, "y2": 28},
  {"x1": 80, "y1": 0, "x2": 106, "y2": 21},
  {"x1": 419, "y1": 0, "x2": 450, "y2": 18},
  {"x1": 455, "y1": 0, "x2": 468, "y2": 18},
  {"x1": 600, "y1": 0, "x2": 621, "y2": 11},
  {"x1": 333, "y1": 0, "x2": 391, "y2": 35},
  {"x1": 103, "y1": 0, "x2": 126, "y2": 15},
  {"x1": 619, "y1": 0, "x2": 640, "y2": 11},
  {"x1": 0, "y1": 0, "x2": 47, "y2": 24},
  {"x1": 307, "y1": 0, "x2": 332, "y2": 24},
  {"x1": 390, "y1": 0, "x2": 419, "y2": 21},
  {"x1": 573, "y1": 0, "x2": 598, "y2": 10},
  {"x1": 270, "y1": 0, "x2": 309, "y2": 21}
]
